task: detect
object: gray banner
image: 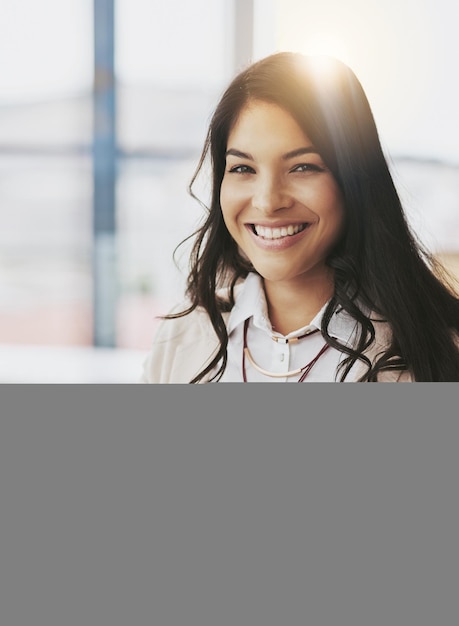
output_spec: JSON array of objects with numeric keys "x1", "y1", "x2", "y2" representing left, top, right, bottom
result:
[{"x1": 1, "y1": 384, "x2": 457, "y2": 626}]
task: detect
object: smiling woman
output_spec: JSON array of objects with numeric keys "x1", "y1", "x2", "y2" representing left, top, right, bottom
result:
[
  {"x1": 141, "y1": 52, "x2": 459, "y2": 383},
  {"x1": 220, "y1": 101, "x2": 345, "y2": 333}
]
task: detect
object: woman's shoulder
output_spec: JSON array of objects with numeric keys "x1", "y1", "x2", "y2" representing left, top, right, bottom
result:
[
  {"x1": 152, "y1": 302, "x2": 220, "y2": 344},
  {"x1": 151, "y1": 282, "x2": 243, "y2": 343},
  {"x1": 140, "y1": 292, "x2": 237, "y2": 384}
]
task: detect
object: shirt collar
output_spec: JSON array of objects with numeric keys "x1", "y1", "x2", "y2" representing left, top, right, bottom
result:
[
  {"x1": 228, "y1": 273, "x2": 271, "y2": 334},
  {"x1": 227, "y1": 272, "x2": 358, "y2": 345}
]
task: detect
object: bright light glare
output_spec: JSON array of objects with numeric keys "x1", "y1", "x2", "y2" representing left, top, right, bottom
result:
[
  {"x1": 296, "y1": 33, "x2": 352, "y2": 67},
  {"x1": 274, "y1": 0, "x2": 459, "y2": 163}
]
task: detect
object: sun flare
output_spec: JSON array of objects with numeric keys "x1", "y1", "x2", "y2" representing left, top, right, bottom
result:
[{"x1": 292, "y1": 33, "x2": 352, "y2": 67}]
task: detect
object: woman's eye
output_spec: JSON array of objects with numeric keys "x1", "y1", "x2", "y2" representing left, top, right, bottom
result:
[
  {"x1": 228, "y1": 165, "x2": 254, "y2": 174},
  {"x1": 291, "y1": 163, "x2": 323, "y2": 173}
]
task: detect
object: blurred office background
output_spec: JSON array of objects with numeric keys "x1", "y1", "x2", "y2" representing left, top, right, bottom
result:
[{"x1": 0, "y1": 0, "x2": 458, "y2": 382}]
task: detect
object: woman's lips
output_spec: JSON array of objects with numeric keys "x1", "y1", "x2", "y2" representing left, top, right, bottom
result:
[
  {"x1": 251, "y1": 223, "x2": 309, "y2": 239},
  {"x1": 245, "y1": 222, "x2": 312, "y2": 249}
]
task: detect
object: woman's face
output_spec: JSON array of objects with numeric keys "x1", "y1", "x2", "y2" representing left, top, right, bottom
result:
[{"x1": 220, "y1": 100, "x2": 345, "y2": 292}]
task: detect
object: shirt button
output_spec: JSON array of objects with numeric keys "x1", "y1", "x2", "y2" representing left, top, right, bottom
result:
[{"x1": 280, "y1": 354, "x2": 285, "y2": 362}]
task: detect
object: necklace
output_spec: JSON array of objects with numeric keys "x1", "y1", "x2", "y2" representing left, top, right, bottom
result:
[
  {"x1": 270, "y1": 329, "x2": 316, "y2": 344},
  {"x1": 242, "y1": 318, "x2": 332, "y2": 382}
]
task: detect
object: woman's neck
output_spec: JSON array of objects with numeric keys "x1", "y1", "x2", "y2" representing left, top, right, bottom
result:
[{"x1": 263, "y1": 275, "x2": 334, "y2": 336}]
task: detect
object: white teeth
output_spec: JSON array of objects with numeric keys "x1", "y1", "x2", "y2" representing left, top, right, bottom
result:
[{"x1": 253, "y1": 224, "x2": 306, "y2": 239}]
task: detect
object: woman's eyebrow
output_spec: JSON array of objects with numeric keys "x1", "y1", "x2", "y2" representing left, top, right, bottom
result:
[
  {"x1": 283, "y1": 146, "x2": 319, "y2": 160},
  {"x1": 225, "y1": 146, "x2": 319, "y2": 160},
  {"x1": 225, "y1": 148, "x2": 253, "y2": 159}
]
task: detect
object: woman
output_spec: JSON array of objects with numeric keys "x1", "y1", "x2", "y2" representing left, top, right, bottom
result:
[{"x1": 141, "y1": 52, "x2": 459, "y2": 383}]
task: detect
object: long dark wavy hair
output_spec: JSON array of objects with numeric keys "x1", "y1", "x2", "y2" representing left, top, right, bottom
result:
[{"x1": 168, "y1": 51, "x2": 459, "y2": 382}]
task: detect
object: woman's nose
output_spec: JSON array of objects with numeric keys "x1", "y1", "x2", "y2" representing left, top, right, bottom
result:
[{"x1": 252, "y1": 175, "x2": 292, "y2": 215}]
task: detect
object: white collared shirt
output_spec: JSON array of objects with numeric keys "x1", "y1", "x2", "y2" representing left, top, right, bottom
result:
[{"x1": 219, "y1": 273, "x2": 360, "y2": 382}]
